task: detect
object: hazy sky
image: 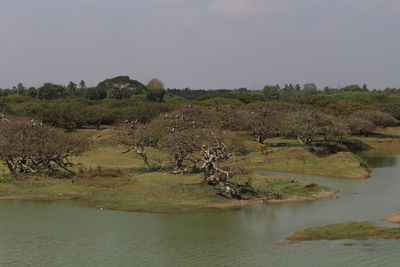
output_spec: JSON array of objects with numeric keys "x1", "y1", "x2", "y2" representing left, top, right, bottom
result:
[{"x1": 1, "y1": 0, "x2": 399, "y2": 89}]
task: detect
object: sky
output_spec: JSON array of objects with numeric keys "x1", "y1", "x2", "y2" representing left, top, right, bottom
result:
[{"x1": 0, "y1": 0, "x2": 399, "y2": 90}]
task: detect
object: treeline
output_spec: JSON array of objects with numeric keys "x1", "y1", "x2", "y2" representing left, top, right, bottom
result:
[
  {"x1": 0, "y1": 90, "x2": 400, "y2": 130},
  {"x1": 0, "y1": 76, "x2": 166, "y2": 101},
  {"x1": 3, "y1": 76, "x2": 400, "y2": 102},
  {"x1": 1, "y1": 75, "x2": 400, "y2": 131}
]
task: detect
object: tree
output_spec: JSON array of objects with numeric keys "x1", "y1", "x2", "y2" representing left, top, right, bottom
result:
[
  {"x1": 303, "y1": 83, "x2": 318, "y2": 91},
  {"x1": 0, "y1": 116, "x2": 89, "y2": 175},
  {"x1": 152, "y1": 105, "x2": 215, "y2": 172},
  {"x1": 197, "y1": 129, "x2": 247, "y2": 186},
  {"x1": 343, "y1": 116, "x2": 374, "y2": 135},
  {"x1": 160, "y1": 129, "x2": 201, "y2": 173},
  {"x1": 115, "y1": 122, "x2": 158, "y2": 169},
  {"x1": 262, "y1": 85, "x2": 279, "y2": 100},
  {"x1": 37, "y1": 83, "x2": 67, "y2": 99},
  {"x1": 280, "y1": 84, "x2": 296, "y2": 100},
  {"x1": 34, "y1": 102, "x2": 86, "y2": 130},
  {"x1": 211, "y1": 104, "x2": 248, "y2": 131},
  {"x1": 285, "y1": 110, "x2": 333, "y2": 145},
  {"x1": 27, "y1": 87, "x2": 38, "y2": 98},
  {"x1": 146, "y1": 78, "x2": 166, "y2": 102},
  {"x1": 160, "y1": 127, "x2": 248, "y2": 189},
  {"x1": 79, "y1": 80, "x2": 87, "y2": 90},
  {"x1": 341, "y1": 84, "x2": 368, "y2": 92},
  {"x1": 303, "y1": 83, "x2": 319, "y2": 96},
  {"x1": 17, "y1": 83, "x2": 26, "y2": 95},
  {"x1": 97, "y1": 76, "x2": 147, "y2": 99},
  {"x1": 155, "y1": 105, "x2": 214, "y2": 132},
  {"x1": 325, "y1": 117, "x2": 350, "y2": 142},
  {"x1": 83, "y1": 87, "x2": 107, "y2": 100},
  {"x1": 353, "y1": 111, "x2": 397, "y2": 128},
  {"x1": 67, "y1": 81, "x2": 78, "y2": 96},
  {"x1": 246, "y1": 105, "x2": 284, "y2": 144},
  {"x1": 84, "y1": 105, "x2": 114, "y2": 130}
]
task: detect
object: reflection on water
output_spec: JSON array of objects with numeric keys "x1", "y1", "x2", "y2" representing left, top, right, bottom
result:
[
  {"x1": 1, "y1": 152, "x2": 400, "y2": 266},
  {"x1": 359, "y1": 150, "x2": 398, "y2": 168}
]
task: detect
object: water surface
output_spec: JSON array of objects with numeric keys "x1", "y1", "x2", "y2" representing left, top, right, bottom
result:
[{"x1": 1, "y1": 151, "x2": 400, "y2": 266}]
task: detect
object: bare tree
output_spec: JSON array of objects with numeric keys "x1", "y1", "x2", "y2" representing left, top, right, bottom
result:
[
  {"x1": 285, "y1": 110, "x2": 333, "y2": 145},
  {"x1": 198, "y1": 129, "x2": 247, "y2": 186},
  {"x1": 246, "y1": 105, "x2": 284, "y2": 144},
  {"x1": 115, "y1": 121, "x2": 157, "y2": 169},
  {"x1": 160, "y1": 130, "x2": 201, "y2": 173},
  {"x1": 155, "y1": 105, "x2": 214, "y2": 132},
  {"x1": 0, "y1": 116, "x2": 89, "y2": 175},
  {"x1": 160, "y1": 127, "x2": 248, "y2": 190}
]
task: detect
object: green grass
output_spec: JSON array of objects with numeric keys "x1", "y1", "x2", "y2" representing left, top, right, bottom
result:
[
  {"x1": 287, "y1": 222, "x2": 400, "y2": 241},
  {"x1": 0, "y1": 169, "x2": 331, "y2": 212},
  {"x1": 246, "y1": 146, "x2": 370, "y2": 179}
]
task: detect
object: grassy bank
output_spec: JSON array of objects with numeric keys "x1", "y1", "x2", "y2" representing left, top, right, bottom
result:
[
  {"x1": 358, "y1": 127, "x2": 400, "y2": 151},
  {"x1": 286, "y1": 222, "x2": 400, "y2": 241},
  {"x1": 246, "y1": 147, "x2": 370, "y2": 179},
  {"x1": 0, "y1": 170, "x2": 332, "y2": 213},
  {"x1": 0, "y1": 128, "x2": 336, "y2": 212}
]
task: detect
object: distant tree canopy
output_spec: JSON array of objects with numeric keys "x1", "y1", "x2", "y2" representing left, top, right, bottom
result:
[
  {"x1": 0, "y1": 77, "x2": 399, "y2": 132},
  {"x1": 0, "y1": 76, "x2": 165, "y2": 101},
  {"x1": 98, "y1": 76, "x2": 147, "y2": 100}
]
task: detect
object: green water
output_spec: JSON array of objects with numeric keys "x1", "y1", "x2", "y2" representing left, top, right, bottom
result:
[{"x1": 1, "y1": 151, "x2": 400, "y2": 266}]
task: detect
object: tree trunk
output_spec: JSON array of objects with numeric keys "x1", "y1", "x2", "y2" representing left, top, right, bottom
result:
[
  {"x1": 297, "y1": 134, "x2": 305, "y2": 145},
  {"x1": 139, "y1": 152, "x2": 150, "y2": 169},
  {"x1": 136, "y1": 146, "x2": 150, "y2": 169},
  {"x1": 257, "y1": 135, "x2": 266, "y2": 144},
  {"x1": 174, "y1": 156, "x2": 183, "y2": 171}
]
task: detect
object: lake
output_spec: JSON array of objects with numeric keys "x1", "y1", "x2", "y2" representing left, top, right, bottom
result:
[{"x1": 1, "y1": 151, "x2": 400, "y2": 266}]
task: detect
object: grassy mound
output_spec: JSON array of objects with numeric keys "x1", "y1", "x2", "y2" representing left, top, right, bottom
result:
[
  {"x1": 247, "y1": 147, "x2": 370, "y2": 179},
  {"x1": 287, "y1": 222, "x2": 400, "y2": 241},
  {"x1": 0, "y1": 169, "x2": 333, "y2": 212}
]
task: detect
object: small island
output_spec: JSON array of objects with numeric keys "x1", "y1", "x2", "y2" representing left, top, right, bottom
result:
[{"x1": 286, "y1": 222, "x2": 400, "y2": 241}]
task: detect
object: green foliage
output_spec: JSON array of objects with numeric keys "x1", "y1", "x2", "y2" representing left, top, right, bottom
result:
[
  {"x1": 97, "y1": 76, "x2": 147, "y2": 100},
  {"x1": 0, "y1": 176, "x2": 13, "y2": 184},
  {"x1": 164, "y1": 94, "x2": 186, "y2": 103},
  {"x1": 38, "y1": 83, "x2": 70, "y2": 100}
]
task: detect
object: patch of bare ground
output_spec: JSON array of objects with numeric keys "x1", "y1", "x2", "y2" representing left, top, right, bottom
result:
[{"x1": 385, "y1": 214, "x2": 400, "y2": 223}]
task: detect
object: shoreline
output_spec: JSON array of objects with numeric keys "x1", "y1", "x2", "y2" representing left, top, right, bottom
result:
[
  {"x1": 0, "y1": 190, "x2": 336, "y2": 214},
  {"x1": 258, "y1": 167, "x2": 371, "y2": 179}
]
